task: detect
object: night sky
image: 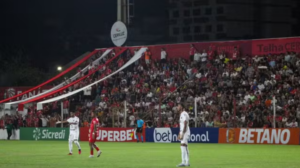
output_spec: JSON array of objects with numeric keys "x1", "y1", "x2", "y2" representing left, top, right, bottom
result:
[
  {"x1": 0, "y1": 0, "x2": 117, "y2": 71},
  {"x1": 1, "y1": 0, "x2": 300, "y2": 72}
]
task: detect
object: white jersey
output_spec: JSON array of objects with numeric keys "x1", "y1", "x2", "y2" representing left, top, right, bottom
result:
[
  {"x1": 67, "y1": 116, "x2": 79, "y2": 132},
  {"x1": 179, "y1": 111, "x2": 190, "y2": 135}
]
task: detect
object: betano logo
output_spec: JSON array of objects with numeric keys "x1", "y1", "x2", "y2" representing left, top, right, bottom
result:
[
  {"x1": 226, "y1": 128, "x2": 235, "y2": 143},
  {"x1": 33, "y1": 128, "x2": 66, "y2": 141},
  {"x1": 239, "y1": 129, "x2": 291, "y2": 144}
]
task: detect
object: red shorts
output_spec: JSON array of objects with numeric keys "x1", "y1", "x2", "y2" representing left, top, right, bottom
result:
[{"x1": 88, "y1": 134, "x2": 97, "y2": 143}]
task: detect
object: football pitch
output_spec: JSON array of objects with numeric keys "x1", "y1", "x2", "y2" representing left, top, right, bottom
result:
[{"x1": 0, "y1": 141, "x2": 300, "y2": 168}]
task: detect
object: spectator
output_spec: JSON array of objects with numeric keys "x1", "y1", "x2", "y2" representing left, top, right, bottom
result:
[
  {"x1": 200, "y1": 49, "x2": 208, "y2": 64},
  {"x1": 232, "y1": 46, "x2": 240, "y2": 63},
  {"x1": 41, "y1": 115, "x2": 48, "y2": 127},
  {"x1": 129, "y1": 114, "x2": 135, "y2": 127},
  {"x1": 161, "y1": 48, "x2": 167, "y2": 64},
  {"x1": 194, "y1": 51, "x2": 201, "y2": 62},
  {"x1": 63, "y1": 99, "x2": 69, "y2": 118},
  {"x1": 286, "y1": 118, "x2": 298, "y2": 128},
  {"x1": 173, "y1": 121, "x2": 179, "y2": 128},
  {"x1": 189, "y1": 44, "x2": 196, "y2": 62},
  {"x1": 5, "y1": 119, "x2": 13, "y2": 140},
  {"x1": 205, "y1": 118, "x2": 214, "y2": 127},
  {"x1": 49, "y1": 114, "x2": 57, "y2": 127},
  {"x1": 144, "y1": 49, "x2": 151, "y2": 65}
]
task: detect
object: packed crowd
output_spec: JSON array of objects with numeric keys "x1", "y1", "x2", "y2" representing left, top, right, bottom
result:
[{"x1": 1, "y1": 45, "x2": 300, "y2": 129}]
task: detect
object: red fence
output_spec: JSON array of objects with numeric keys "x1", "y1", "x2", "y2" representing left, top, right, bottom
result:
[
  {"x1": 0, "y1": 86, "x2": 52, "y2": 101},
  {"x1": 127, "y1": 37, "x2": 300, "y2": 60}
]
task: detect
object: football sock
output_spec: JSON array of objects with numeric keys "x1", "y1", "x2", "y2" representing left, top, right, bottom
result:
[
  {"x1": 93, "y1": 144, "x2": 100, "y2": 151},
  {"x1": 69, "y1": 140, "x2": 73, "y2": 153},
  {"x1": 90, "y1": 148, "x2": 94, "y2": 155},
  {"x1": 74, "y1": 140, "x2": 81, "y2": 150},
  {"x1": 185, "y1": 146, "x2": 189, "y2": 164},
  {"x1": 180, "y1": 146, "x2": 186, "y2": 164},
  {"x1": 141, "y1": 135, "x2": 144, "y2": 142},
  {"x1": 136, "y1": 134, "x2": 139, "y2": 141}
]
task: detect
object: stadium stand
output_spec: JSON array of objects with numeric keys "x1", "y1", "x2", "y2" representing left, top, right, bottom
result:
[{"x1": 1, "y1": 37, "x2": 300, "y2": 129}]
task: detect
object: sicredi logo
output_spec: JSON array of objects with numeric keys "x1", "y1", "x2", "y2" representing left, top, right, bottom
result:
[
  {"x1": 33, "y1": 128, "x2": 66, "y2": 140},
  {"x1": 154, "y1": 128, "x2": 172, "y2": 143}
]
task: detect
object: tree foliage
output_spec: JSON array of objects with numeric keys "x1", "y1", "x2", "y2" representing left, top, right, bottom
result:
[{"x1": 0, "y1": 45, "x2": 47, "y2": 86}]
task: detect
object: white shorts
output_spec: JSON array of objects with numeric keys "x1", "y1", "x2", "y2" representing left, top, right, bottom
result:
[
  {"x1": 180, "y1": 134, "x2": 190, "y2": 144},
  {"x1": 69, "y1": 131, "x2": 79, "y2": 141}
]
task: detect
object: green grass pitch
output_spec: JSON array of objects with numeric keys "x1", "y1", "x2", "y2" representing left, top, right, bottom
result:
[{"x1": 0, "y1": 141, "x2": 300, "y2": 168}]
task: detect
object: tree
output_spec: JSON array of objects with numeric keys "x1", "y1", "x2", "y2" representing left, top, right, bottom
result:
[{"x1": 0, "y1": 44, "x2": 47, "y2": 86}]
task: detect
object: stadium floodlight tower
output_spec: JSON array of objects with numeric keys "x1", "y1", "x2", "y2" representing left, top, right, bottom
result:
[{"x1": 117, "y1": 0, "x2": 134, "y2": 25}]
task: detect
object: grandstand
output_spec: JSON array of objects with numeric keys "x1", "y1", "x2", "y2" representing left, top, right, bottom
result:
[{"x1": 1, "y1": 37, "x2": 300, "y2": 129}]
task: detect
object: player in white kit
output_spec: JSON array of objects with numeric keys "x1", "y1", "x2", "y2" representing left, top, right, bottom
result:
[
  {"x1": 60, "y1": 112, "x2": 82, "y2": 155},
  {"x1": 177, "y1": 104, "x2": 190, "y2": 167}
]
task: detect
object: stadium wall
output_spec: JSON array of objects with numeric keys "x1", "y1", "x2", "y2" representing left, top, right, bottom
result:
[
  {"x1": 20, "y1": 128, "x2": 69, "y2": 141},
  {"x1": 0, "y1": 129, "x2": 19, "y2": 140},
  {"x1": 14, "y1": 127, "x2": 300, "y2": 145},
  {"x1": 146, "y1": 128, "x2": 219, "y2": 143},
  {"x1": 218, "y1": 128, "x2": 300, "y2": 145},
  {"x1": 145, "y1": 128, "x2": 300, "y2": 145},
  {"x1": 79, "y1": 127, "x2": 145, "y2": 142},
  {"x1": 127, "y1": 37, "x2": 300, "y2": 60}
]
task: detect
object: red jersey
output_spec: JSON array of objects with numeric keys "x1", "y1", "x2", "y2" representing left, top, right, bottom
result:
[
  {"x1": 208, "y1": 50, "x2": 214, "y2": 60},
  {"x1": 89, "y1": 118, "x2": 100, "y2": 142},
  {"x1": 232, "y1": 50, "x2": 239, "y2": 60},
  {"x1": 26, "y1": 118, "x2": 32, "y2": 127},
  {"x1": 89, "y1": 118, "x2": 99, "y2": 135},
  {"x1": 189, "y1": 47, "x2": 195, "y2": 55},
  {"x1": 63, "y1": 100, "x2": 69, "y2": 109},
  {"x1": 34, "y1": 118, "x2": 39, "y2": 127},
  {"x1": 18, "y1": 118, "x2": 23, "y2": 127}
]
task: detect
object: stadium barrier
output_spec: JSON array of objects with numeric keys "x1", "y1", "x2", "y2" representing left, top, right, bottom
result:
[
  {"x1": 20, "y1": 127, "x2": 69, "y2": 141},
  {"x1": 138, "y1": 37, "x2": 300, "y2": 60},
  {"x1": 145, "y1": 128, "x2": 219, "y2": 143},
  {"x1": 218, "y1": 128, "x2": 300, "y2": 145},
  {"x1": 0, "y1": 129, "x2": 20, "y2": 140},
  {"x1": 79, "y1": 127, "x2": 145, "y2": 142},
  {"x1": 251, "y1": 37, "x2": 300, "y2": 55}
]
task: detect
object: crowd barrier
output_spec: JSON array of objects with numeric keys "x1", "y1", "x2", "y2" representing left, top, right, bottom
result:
[
  {"x1": 146, "y1": 128, "x2": 219, "y2": 143},
  {"x1": 79, "y1": 127, "x2": 145, "y2": 142},
  {"x1": 129, "y1": 37, "x2": 300, "y2": 60},
  {"x1": 219, "y1": 128, "x2": 300, "y2": 145},
  {"x1": 11, "y1": 127, "x2": 300, "y2": 145},
  {"x1": 20, "y1": 128, "x2": 69, "y2": 141}
]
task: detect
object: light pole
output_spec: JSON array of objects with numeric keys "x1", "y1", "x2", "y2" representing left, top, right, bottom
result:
[{"x1": 117, "y1": 0, "x2": 134, "y2": 25}]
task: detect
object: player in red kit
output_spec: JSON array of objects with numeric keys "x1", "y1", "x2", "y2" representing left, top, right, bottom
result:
[{"x1": 88, "y1": 111, "x2": 102, "y2": 158}]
